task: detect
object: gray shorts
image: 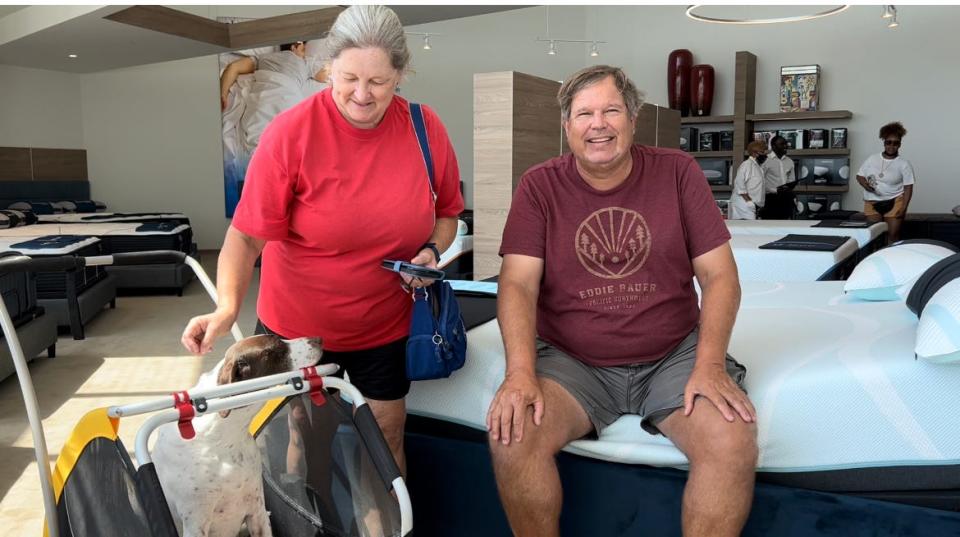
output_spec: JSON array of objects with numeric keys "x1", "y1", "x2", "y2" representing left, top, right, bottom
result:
[{"x1": 535, "y1": 328, "x2": 747, "y2": 436}]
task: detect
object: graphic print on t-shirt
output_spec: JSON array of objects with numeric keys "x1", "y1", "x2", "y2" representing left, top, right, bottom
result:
[{"x1": 575, "y1": 207, "x2": 651, "y2": 279}]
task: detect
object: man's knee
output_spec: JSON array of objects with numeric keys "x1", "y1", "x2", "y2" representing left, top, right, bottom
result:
[{"x1": 693, "y1": 420, "x2": 758, "y2": 471}]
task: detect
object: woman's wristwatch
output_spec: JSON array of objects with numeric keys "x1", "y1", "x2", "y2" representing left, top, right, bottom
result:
[{"x1": 421, "y1": 242, "x2": 441, "y2": 264}]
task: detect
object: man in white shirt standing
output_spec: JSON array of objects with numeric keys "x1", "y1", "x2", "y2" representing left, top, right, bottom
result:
[
  {"x1": 728, "y1": 141, "x2": 768, "y2": 219},
  {"x1": 758, "y1": 135, "x2": 797, "y2": 219}
]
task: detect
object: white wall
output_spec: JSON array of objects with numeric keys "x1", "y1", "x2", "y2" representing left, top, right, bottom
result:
[
  {"x1": 79, "y1": 56, "x2": 229, "y2": 248},
  {"x1": 0, "y1": 64, "x2": 83, "y2": 148}
]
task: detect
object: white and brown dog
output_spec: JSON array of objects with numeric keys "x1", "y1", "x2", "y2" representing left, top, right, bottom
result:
[{"x1": 153, "y1": 334, "x2": 322, "y2": 537}]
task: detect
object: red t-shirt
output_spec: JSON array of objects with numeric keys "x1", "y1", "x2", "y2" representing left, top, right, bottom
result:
[
  {"x1": 233, "y1": 88, "x2": 464, "y2": 351},
  {"x1": 499, "y1": 145, "x2": 730, "y2": 366}
]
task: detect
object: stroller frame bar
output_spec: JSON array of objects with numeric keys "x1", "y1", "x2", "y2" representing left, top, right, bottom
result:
[{"x1": 108, "y1": 364, "x2": 340, "y2": 419}]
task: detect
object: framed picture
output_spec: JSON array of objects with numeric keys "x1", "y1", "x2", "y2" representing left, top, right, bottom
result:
[
  {"x1": 780, "y1": 65, "x2": 820, "y2": 113},
  {"x1": 830, "y1": 128, "x2": 848, "y2": 149}
]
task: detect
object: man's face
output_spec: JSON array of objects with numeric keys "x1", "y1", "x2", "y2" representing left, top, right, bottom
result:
[
  {"x1": 772, "y1": 138, "x2": 787, "y2": 157},
  {"x1": 563, "y1": 76, "x2": 636, "y2": 172}
]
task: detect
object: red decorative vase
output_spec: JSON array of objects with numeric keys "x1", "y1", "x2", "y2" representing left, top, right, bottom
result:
[
  {"x1": 667, "y1": 49, "x2": 693, "y2": 116},
  {"x1": 690, "y1": 64, "x2": 715, "y2": 117}
]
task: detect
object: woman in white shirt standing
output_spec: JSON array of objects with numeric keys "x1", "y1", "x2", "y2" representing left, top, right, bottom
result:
[
  {"x1": 855, "y1": 122, "x2": 915, "y2": 243},
  {"x1": 728, "y1": 140, "x2": 768, "y2": 219}
]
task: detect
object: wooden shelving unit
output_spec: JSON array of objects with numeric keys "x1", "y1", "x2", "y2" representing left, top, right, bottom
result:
[
  {"x1": 690, "y1": 151, "x2": 733, "y2": 158},
  {"x1": 747, "y1": 110, "x2": 852, "y2": 122},
  {"x1": 681, "y1": 115, "x2": 734, "y2": 125},
  {"x1": 683, "y1": 51, "x2": 853, "y2": 195}
]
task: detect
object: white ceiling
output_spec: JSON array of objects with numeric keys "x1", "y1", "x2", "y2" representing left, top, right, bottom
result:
[{"x1": 0, "y1": 5, "x2": 529, "y2": 74}]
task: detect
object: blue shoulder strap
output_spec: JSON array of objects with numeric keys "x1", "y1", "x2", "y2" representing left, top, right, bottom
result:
[{"x1": 408, "y1": 102, "x2": 436, "y2": 200}]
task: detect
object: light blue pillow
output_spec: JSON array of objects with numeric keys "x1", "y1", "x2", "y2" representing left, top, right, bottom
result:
[
  {"x1": 844, "y1": 242, "x2": 956, "y2": 301},
  {"x1": 916, "y1": 278, "x2": 960, "y2": 364}
]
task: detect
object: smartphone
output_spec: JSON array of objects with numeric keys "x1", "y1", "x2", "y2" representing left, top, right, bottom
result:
[{"x1": 381, "y1": 259, "x2": 445, "y2": 280}]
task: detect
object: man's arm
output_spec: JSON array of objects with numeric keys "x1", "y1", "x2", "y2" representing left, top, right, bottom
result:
[
  {"x1": 486, "y1": 254, "x2": 545, "y2": 445},
  {"x1": 686, "y1": 242, "x2": 756, "y2": 423}
]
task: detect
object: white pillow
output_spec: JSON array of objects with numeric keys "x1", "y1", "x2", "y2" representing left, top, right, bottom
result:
[
  {"x1": 916, "y1": 278, "x2": 960, "y2": 363},
  {"x1": 844, "y1": 242, "x2": 957, "y2": 301}
]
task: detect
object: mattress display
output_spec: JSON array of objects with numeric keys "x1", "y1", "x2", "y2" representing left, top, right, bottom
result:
[
  {"x1": 1, "y1": 236, "x2": 106, "y2": 296},
  {"x1": 731, "y1": 234, "x2": 859, "y2": 282},
  {"x1": 727, "y1": 219, "x2": 887, "y2": 249},
  {"x1": 406, "y1": 280, "x2": 960, "y2": 481},
  {"x1": 37, "y1": 212, "x2": 189, "y2": 224},
  {"x1": 0, "y1": 222, "x2": 193, "y2": 254}
]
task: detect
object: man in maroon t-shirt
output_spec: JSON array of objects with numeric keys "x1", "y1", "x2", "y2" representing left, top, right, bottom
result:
[{"x1": 486, "y1": 65, "x2": 757, "y2": 537}]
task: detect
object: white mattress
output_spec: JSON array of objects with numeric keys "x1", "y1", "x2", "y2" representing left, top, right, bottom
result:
[
  {"x1": 0, "y1": 223, "x2": 190, "y2": 237},
  {"x1": 406, "y1": 280, "x2": 960, "y2": 473},
  {"x1": 0, "y1": 236, "x2": 100, "y2": 255},
  {"x1": 731, "y1": 234, "x2": 859, "y2": 282},
  {"x1": 726, "y1": 220, "x2": 887, "y2": 249},
  {"x1": 38, "y1": 212, "x2": 187, "y2": 223}
]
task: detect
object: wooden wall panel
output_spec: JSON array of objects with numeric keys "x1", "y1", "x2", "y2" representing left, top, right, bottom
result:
[
  {"x1": 632, "y1": 104, "x2": 680, "y2": 148},
  {"x1": 512, "y1": 72, "x2": 562, "y2": 187},
  {"x1": 31, "y1": 149, "x2": 88, "y2": 181},
  {"x1": 0, "y1": 147, "x2": 32, "y2": 181},
  {"x1": 474, "y1": 72, "x2": 516, "y2": 281}
]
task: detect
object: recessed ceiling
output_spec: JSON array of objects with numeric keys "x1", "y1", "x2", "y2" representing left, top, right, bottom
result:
[{"x1": 0, "y1": 5, "x2": 529, "y2": 74}]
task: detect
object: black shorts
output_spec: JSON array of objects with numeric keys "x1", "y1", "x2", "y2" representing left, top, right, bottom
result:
[{"x1": 254, "y1": 320, "x2": 411, "y2": 401}]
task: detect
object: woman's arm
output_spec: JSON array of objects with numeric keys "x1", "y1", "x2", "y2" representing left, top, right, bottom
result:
[
  {"x1": 220, "y1": 57, "x2": 256, "y2": 110},
  {"x1": 901, "y1": 183, "x2": 914, "y2": 211},
  {"x1": 410, "y1": 216, "x2": 459, "y2": 268},
  {"x1": 181, "y1": 225, "x2": 266, "y2": 354}
]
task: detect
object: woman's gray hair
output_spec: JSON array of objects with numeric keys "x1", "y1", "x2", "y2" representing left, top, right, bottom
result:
[
  {"x1": 558, "y1": 65, "x2": 645, "y2": 122},
  {"x1": 325, "y1": 5, "x2": 411, "y2": 73}
]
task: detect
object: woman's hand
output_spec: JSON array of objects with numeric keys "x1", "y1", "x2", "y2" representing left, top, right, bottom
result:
[
  {"x1": 181, "y1": 308, "x2": 236, "y2": 355},
  {"x1": 401, "y1": 247, "x2": 440, "y2": 290}
]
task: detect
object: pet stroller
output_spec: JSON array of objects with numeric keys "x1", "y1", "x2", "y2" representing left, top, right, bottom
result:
[{"x1": 0, "y1": 251, "x2": 412, "y2": 537}]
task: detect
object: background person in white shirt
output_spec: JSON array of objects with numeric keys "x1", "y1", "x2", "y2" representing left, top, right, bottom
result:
[
  {"x1": 856, "y1": 122, "x2": 915, "y2": 243},
  {"x1": 762, "y1": 135, "x2": 796, "y2": 193},
  {"x1": 728, "y1": 141, "x2": 768, "y2": 219},
  {"x1": 759, "y1": 135, "x2": 797, "y2": 219}
]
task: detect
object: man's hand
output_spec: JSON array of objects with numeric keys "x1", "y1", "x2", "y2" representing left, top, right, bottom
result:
[
  {"x1": 486, "y1": 371, "x2": 545, "y2": 445},
  {"x1": 683, "y1": 363, "x2": 756, "y2": 423}
]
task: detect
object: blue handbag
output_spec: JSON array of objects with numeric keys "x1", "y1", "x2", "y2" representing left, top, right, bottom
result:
[
  {"x1": 406, "y1": 281, "x2": 467, "y2": 380},
  {"x1": 405, "y1": 102, "x2": 467, "y2": 380}
]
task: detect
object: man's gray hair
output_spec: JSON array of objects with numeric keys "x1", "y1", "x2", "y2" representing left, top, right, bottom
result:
[
  {"x1": 558, "y1": 65, "x2": 645, "y2": 122},
  {"x1": 325, "y1": 5, "x2": 411, "y2": 73}
]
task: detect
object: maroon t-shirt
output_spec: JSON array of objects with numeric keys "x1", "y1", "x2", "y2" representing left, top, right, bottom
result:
[{"x1": 499, "y1": 145, "x2": 730, "y2": 366}]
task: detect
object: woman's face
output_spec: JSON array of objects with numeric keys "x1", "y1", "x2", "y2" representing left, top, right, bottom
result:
[
  {"x1": 329, "y1": 47, "x2": 401, "y2": 129},
  {"x1": 883, "y1": 136, "x2": 901, "y2": 157}
]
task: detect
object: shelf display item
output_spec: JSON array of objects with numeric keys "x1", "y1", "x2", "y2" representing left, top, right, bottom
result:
[
  {"x1": 795, "y1": 193, "x2": 843, "y2": 219},
  {"x1": 798, "y1": 157, "x2": 850, "y2": 185},
  {"x1": 668, "y1": 49, "x2": 694, "y2": 116},
  {"x1": 680, "y1": 126, "x2": 699, "y2": 152},
  {"x1": 698, "y1": 158, "x2": 731, "y2": 185},
  {"x1": 831, "y1": 127, "x2": 848, "y2": 149},
  {"x1": 780, "y1": 65, "x2": 821, "y2": 112},
  {"x1": 719, "y1": 130, "x2": 735, "y2": 151},
  {"x1": 777, "y1": 129, "x2": 807, "y2": 150},
  {"x1": 808, "y1": 129, "x2": 828, "y2": 149},
  {"x1": 753, "y1": 130, "x2": 776, "y2": 149},
  {"x1": 699, "y1": 131, "x2": 720, "y2": 152},
  {"x1": 690, "y1": 64, "x2": 715, "y2": 117}
]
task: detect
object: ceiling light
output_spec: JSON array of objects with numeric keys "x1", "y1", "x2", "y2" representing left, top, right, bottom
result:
[
  {"x1": 881, "y1": 5, "x2": 896, "y2": 19},
  {"x1": 422, "y1": 35, "x2": 431, "y2": 50},
  {"x1": 547, "y1": 41, "x2": 557, "y2": 55},
  {"x1": 67, "y1": 54, "x2": 77, "y2": 58},
  {"x1": 888, "y1": 14, "x2": 899, "y2": 28},
  {"x1": 685, "y1": 5, "x2": 850, "y2": 25},
  {"x1": 590, "y1": 42, "x2": 599, "y2": 57}
]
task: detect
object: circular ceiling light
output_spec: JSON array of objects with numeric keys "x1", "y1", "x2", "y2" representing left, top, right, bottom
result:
[{"x1": 685, "y1": 5, "x2": 850, "y2": 25}]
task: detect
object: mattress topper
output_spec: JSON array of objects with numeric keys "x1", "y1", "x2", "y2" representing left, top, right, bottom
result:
[
  {"x1": 726, "y1": 219, "x2": 886, "y2": 248},
  {"x1": 407, "y1": 280, "x2": 960, "y2": 473},
  {"x1": 731, "y1": 234, "x2": 859, "y2": 283}
]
